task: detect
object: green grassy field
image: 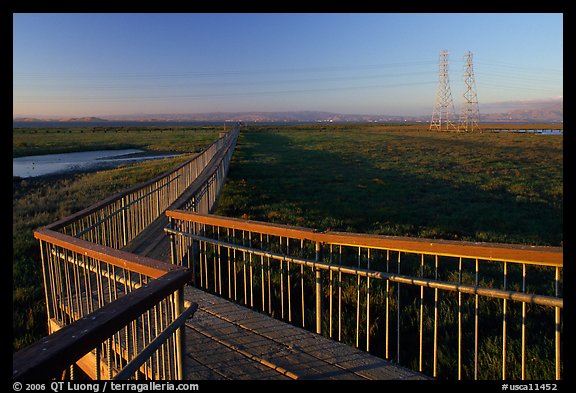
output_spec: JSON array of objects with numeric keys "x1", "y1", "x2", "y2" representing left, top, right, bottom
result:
[
  {"x1": 213, "y1": 124, "x2": 562, "y2": 379},
  {"x1": 12, "y1": 123, "x2": 563, "y2": 378},
  {"x1": 216, "y1": 124, "x2": 562, "y2": 246},
  {"x1": 13, "y1": 125, "x2": 221, "y2": 157}
]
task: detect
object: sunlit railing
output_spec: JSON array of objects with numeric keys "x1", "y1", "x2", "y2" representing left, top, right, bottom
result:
[
  {"x1": 14, "y1": 229, "x2": 195, "y2": 380},
  {"x1": 50, "y1": 128, "x2": 240, "y2": 248},
  {"x1": 166, "y1": 210, "x2": 563, "y2": 380},
  {"x1": 13, "y1": 128, "x2": 241, "y2": 380}
]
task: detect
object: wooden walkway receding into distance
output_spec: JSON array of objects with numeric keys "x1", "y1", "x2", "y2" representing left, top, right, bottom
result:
[{"x1": 125, "y1": 214, "x2": 428, "y2": 380}]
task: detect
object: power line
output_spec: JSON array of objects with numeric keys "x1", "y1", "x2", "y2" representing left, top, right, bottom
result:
[
  {"x1": 12, "y1": 60, "x2": 437, "y2": 81},
  {"x1": 13, "y1": 80, "x2": 437, "y2": 103}
]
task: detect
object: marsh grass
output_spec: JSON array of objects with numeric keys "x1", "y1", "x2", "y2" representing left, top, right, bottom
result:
[
  {"x1": 217, "y1": 125, "x2": 562, "y2": 246},
  {"x1": 213, "y1": 124, "x2": 562, "y2": 379},
  {"x1": 12, "y1": 124, "x2": 563, "y2": 378},
  {"x1": 13, "y1": 126, "x2": 221, "y2": 157}
]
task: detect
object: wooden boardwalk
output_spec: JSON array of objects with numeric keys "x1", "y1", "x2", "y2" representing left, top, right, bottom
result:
[{"x1": 124, "y1": 215, "x2": 428, "y2": 380}]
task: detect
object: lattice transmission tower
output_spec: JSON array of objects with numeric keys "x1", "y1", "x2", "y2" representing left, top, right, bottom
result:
[
  {"x1": 458, "y1": 51, "x2": 480, "y2": 132},
  {"x1": 430, "y1": 49, "x2": 457, "y2": 131}
]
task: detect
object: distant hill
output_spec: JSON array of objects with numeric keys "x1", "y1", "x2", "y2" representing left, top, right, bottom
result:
[
  {"x1": 13, "y1": 116, "x2": 109, "y2": 123},
  {"x1": 103, "y1": 111, "x2": 411, "y2": 123},
  {"x1": 65, "y1": 117, "x2": 109, "y2": 122},
  {"x1": 13, "y1": 117, "x2": 46, "y2": 122},
  {"x1": 479, "y1": 102, "x2": 563, "y2": 123},
  {"x1": 14, "y1": 100, "x2": 562, "y2": 124}
]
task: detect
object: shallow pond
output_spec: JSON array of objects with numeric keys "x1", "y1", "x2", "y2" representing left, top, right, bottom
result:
[{"x1": 13, "y1": 149, "x2": 181, "y2": 178}]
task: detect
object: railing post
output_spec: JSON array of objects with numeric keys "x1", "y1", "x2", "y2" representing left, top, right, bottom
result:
[
  {"x1": 169, "y1": 218, "x2": 177, "y2": 267},
  {"x1": 315, "y1": 241, "x2": 322, "y2": 335},
  {"x1": 174, "y1": 286, "x2": 185, "y2": 380},
  {"x1": 156, "y1": 181, "x2": 162, "y2": 218},
  {"x1": 121, "y1": 196, "x2": 128, "y2": 247}
]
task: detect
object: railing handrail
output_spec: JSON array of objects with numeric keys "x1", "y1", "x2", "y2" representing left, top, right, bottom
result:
[
  {"x1": 34, "y1": 228, "x2": 181, "y2": 278},
  {"x1": 166, "y1": 207, "x2": 563, "y2": 380},
  {"x1": 165, "y1": 224, "x2": 563, "y2": 308},
  {"x1": 42, "y1": 130, "x2": 233, "y2": 232},
  {"x1": 165, "y1": 210, "x2": 563, "y2": 267},
  {"x1": 13, "y1": 269, "x2": 193, "y2": 380},
  {"x1": 168, "y1": 128, "x2": 239, "y2": 211}
]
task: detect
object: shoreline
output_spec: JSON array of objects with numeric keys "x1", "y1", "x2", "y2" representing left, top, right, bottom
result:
[{"x1": 13, "y1": 149, "x2": 188, "y2": 180}]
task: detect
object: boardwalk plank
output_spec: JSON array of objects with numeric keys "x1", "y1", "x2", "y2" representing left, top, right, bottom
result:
[
  {"x1": 184, "y1": 319, "x2": 289, "y2": 380},
  {"x1": 184, "y1": 286, "x2": 429, "y2": 380},
  {"x1": 188, "y1": 308, "x2": 362, "y2": 380}
]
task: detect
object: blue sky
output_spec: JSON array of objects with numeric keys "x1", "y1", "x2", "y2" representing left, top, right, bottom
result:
[{"x1": 13, "y1": 13, "x2": 563, "y2": 117}]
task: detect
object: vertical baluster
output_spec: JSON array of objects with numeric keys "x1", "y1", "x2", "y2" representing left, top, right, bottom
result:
[
  {"x1": 94, "y1": 259, "x2": 103, "y2": 315},
  {"x1": 315, "y1": 241, "x2": 322, "y2": 335},
  {"x1": 366, "y1": 248, "x2": 371, "y2": 352},
  {"x1": 213, "y1": 226, "x2": 218, "y2": 294},
  {"x1": 233, "y1": 229, "x2": 238, "y2": 302},
  {"x1": 287, "y1": 238, "x2": 292, "y2": 322},
  {"x1": 95, "y1": 345, "x2": 101, "y2": 380},
  {"x1": 521, "y1": 263, "x2": 526, "y2": 380},
  {"x1": 242, "y1": 230, "x2": 247, "y2": 305},
  {"x1": 329, "y1": 244, "x2": 333, "y2": 338},
  {"x1": 107, "y1": 337, "x2": 113, "y2": 379},
  {"x1": 397, "y1": 251, "x2": 401, "y2": 364},
  {"x1": 189, "y1": 222, "x2": 196, "y2": 285},
  {"x1": 434, "y1": 255, "x2": 439, "y2": 378},
  {"x1": 301, "y1": 239, "x2": 305, "y2": 329},
  {"x1": 199, "y1": 238, "x2": 204, "y2": 289},
  {"x1": 502, "y1": 261, "x2": 508, "y2": 380},
  {"x1": 122, "y1": 268, "x2": 130, "y2": 372},
  {"x1": 112, "y1": 265, "x2": 119, "y2": 301},
  {"x1": 52, "y1": 246, "x2": 62, "y2": 324},
  {"x1": 132, "y1": 318, "x2": 139, "y2": 379},
  {"x1": 250, "y1": 231, "x2": 254, "y2": 309},
  {"x1": 267, "y1": 234, "x2": 272, "y2": 315},
  {"x1": 72, "y1": 251, "x2": 81, "y2": 318},
  {"x1": 218, "y1": 228, "x2": 222, "y2": 296},
  {"x1": 385, "y1": 249, "x2": 390, "y2": 360},
  {"x1": 555, "y1": 266, "x2": 561, "y2": 380},
  {"x1": 63, "y1": 249, "x2": 73, "y2": 322},
  {"x1": 419, "y1": 254, "x2": 424, "y2": 372},
  {"x1": 83, "y1": 255, "x2": 91, "y2": 315},
  {"x1": 458, "y1": 257, "x2": 462, "y2": 380},
  {"x1": 228, "y1": 228, "x2": 232, "y2": 299},
  {"x1": 474, "y1": 258, "x2": 479, "y2": 380},
  {"x1": 338, "y1": 245, "x2": 342, "y2": 342},
  {"x1": 46, "y1": 243, "x2": 58, "y2": 326},
  {"x1": 145, "y1": 309, "x2": 152, "y2": 378},
  {"x1": 261, "y1": 233, "x2": 265, "y2": 312},
  {"x1": 204, "y1": 235, "x2": 209, "y2": 292},
  {"x1": 356, "y1": 247, "x2": 361, "y2": 348},
  {"x1": 153, "y1": 305, "x2": 160, "y2": 379},
  {"x1": 280, "y1": 236, "x2": 285, "y2": 320},
  {"x1": 160, "y1": 300, "x2": 167, "y2": 379}
]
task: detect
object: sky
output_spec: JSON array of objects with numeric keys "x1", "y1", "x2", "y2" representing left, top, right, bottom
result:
[{"x1": 13, "y1": 13, "x2": 563, "y2": 118}]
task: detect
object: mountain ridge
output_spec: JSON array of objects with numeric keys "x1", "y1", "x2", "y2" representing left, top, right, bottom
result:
[{"x1": 14, "y1": 102, "x2": 562, "y2": 124}]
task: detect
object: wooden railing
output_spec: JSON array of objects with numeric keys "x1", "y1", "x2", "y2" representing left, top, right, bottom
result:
[
  {"x1": 13, "y1": 127, "x2": 241, "y2": 380},
  {"x1": 166, "y1": 210, "x2": 563, "y2": 380},
  {"x1": 14, "y1": 235, "x2": 195, "y2": 379},
  {"x1": 49, "y1": 127, "x2": 240, "y2": 248}
]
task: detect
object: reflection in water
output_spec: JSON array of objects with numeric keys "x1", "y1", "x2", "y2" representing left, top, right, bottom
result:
[{"x1": 13, "y1": 149, "x2": 180, "y2": 178}]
